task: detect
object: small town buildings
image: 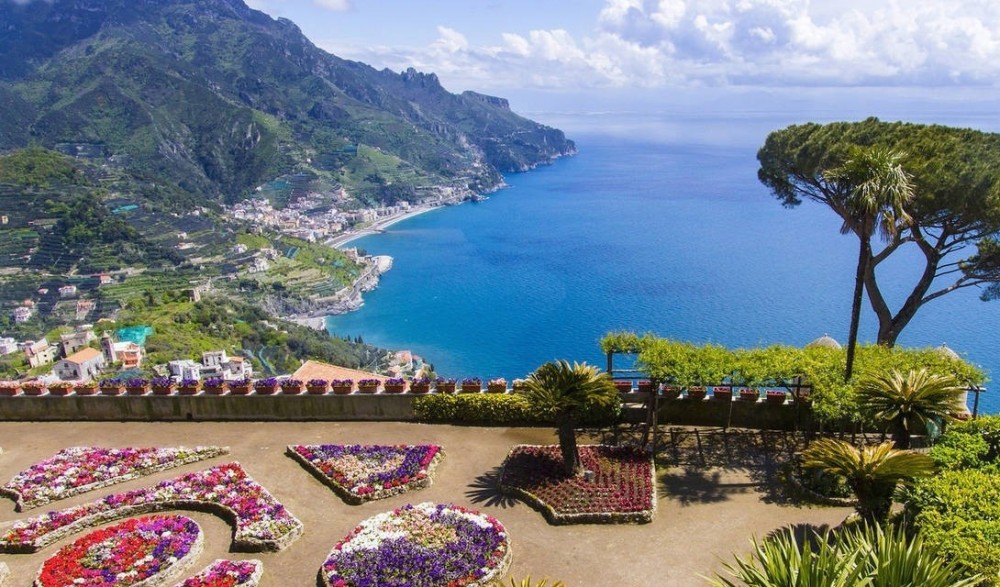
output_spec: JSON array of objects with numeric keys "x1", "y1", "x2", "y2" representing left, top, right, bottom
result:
[
  {"x1": 53, "y1": 347, "x2": 106, "y2": 382},
  {"x1": 97, "y1": 273, "x2": 113, "y2": 285},
  {"x1": 112, "y1": 341, "x2": 143, "y2": 369},
  {"x1": 0, "y1": 337, "x2": 17, "y2": 355},
  {"x1": 23, "y1": 339, "x2": 58, "y2": 368},
  {"x1": 201, "y1": 350, "x2": 252, "y2": 379},
  {"x1": 168, "y1": 359, "x2": 202, "y2": 381},
  {"x1": 58, "y1": 285, "x2": 78, "y2": 297},
  {"x1": 12, "y1": 306, "x2": 32, "y2": 323},
  {"x1": 60, "y1": 327, "x2": 96, "y2": 357}
]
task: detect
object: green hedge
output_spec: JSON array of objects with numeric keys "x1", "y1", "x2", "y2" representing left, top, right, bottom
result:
[
  {"x1": 413, "y1": 393, "x2": 621, "y2": 427},
  {"x1": 931, "y1": 416, "x2": 1000, "y2": 473}
]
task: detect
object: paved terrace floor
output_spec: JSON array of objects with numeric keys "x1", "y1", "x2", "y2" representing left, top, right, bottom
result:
[{"x1": 0, "y1": 422, "x2": 852, "y2": 586}]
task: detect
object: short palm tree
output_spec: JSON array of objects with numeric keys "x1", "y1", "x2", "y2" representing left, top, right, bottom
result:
[
  {"x1": 822, "y1": 146, "x2": 914, "y2": 382},
  {"x1": 523, "y1": 360, "x2": 619, "y2": 476},
  {"x1": 858, "y1": 368, "x2": 965, "y2": 449},
  {"x1": 800, "y1": 438, "x2": 934, "y2": 522},
  {"x1": 709, "y1": 522, "x2": 982, "y2": 587}
]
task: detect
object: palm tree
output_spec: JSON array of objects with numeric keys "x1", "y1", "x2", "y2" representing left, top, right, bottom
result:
[
  {"x1": 800, "y1": 438, "x2": 934, "y2": 522},
  {"x1": 522, "y1": 360, "x2": 619, "y2": 475},
  {"x1": 822, "y1": 146, "x2": 914, "y2": 382},
  {"x1": 858, "y1": 368, "x2": 965, "y2": 449}
]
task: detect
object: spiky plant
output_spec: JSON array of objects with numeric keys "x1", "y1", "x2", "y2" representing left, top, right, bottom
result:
[
  {"x1": 858, "y1": 368, "x2": 965, "y2": 449},
  {"x1": 709, "y1": 523, "x2": 981, "y2": 587},
  {"x1": 800, "y1": 438, "x2": 934, "y2": 522},
  {"x1": 522, "y1": 360, "x2": 619, "y2": 475},
  {"x1": 492, "y1": 578, "x2": 567, "y2": 587}
]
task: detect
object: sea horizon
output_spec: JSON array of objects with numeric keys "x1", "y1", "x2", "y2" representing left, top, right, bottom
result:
[{"x1": 327, "y1": 114, "x2": 1000, "y2": 414}]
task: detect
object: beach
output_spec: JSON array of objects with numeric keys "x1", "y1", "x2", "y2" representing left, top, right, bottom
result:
[{"x1": 325, "y1": 204, "x2": 440, "y2": 250}]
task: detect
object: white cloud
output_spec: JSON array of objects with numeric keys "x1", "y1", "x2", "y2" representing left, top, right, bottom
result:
[
  {"x1": 317, "y1": 0, "x2": 1000, "y2": 92},
  {"x1": 313, "y1": 0, "x2": 352, "y2": 11}
]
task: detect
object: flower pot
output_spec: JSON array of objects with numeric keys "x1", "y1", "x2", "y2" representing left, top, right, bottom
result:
[
  {"x1": 178, "y1": 384, "x2": 201, "y2": 396},
  {"x1": 358, "y1": 384, "x2": 379, "y2": 394},
  {"x1": 254, "y1": 384, "x2": 278, "y2": 396},
  {"x1": 739, "y1": 388, "x2": 759, "y2": 401},
  {"x1": 23, "y1": 385, "x2": 47, "y2": 396},
  {"x1": 203, "y1": 385, "x2": 227, "y2": 396},
  {"x1": 637, "y1": 380, "x2": 654, "y2": 393},
  {"x1": 686, "y1": 387, "x2": 707, "y2": 400},
  {"x1": 436, "y1": 383, "x2": 456, "y2": 394},
  {"x1": 48, "y1": 385, "x2": 74, "y2": 397},
  {"x1": 766, "y1": 392, "x2": 788, "y2": 405},
  {"x1": 461, "y1": 383, "x2": 481, "y2": 393},
  {"x1": 487, "y1": 384, "x2": 507, "y2": 394},
  {"x1": 614, "y1": 381, "x2": 633, "y2": 393},
  {"x1": 331, "y1": 385, "x2": 352, "y2": 395},
  {"x1": 229, "y1": 384, "x2": 251, "y2": 395},
  {"x1": 713, "y1": 387, "x2": 732, "y2": 401},
  {"x1": 661, "y1": 386, "x2": 681, "y2": 399},
  {"x1": 75, "y1": 385, "x2": 97, "y2": 396},
  {"x1": 152, "y1": 385, "x2": 175, "y2": 396},
  {"x1": 281, "y1": 383, "x2": 305, "y2": 395},
  {"x1": 384, "y1": 384, "x2": 406, "y2": 394},
  {"x1": 410, "y1": 383, "x2": 430, "y2": 394},
  {"x1": 307, "y1": 384, "x2": 329, "y2": 395},
  {"x1": 0, "y1": 385, "x2": 21, "y2": 396},
  {"x1": 126, "y1": 385, "x2": 150, "y2": 396},
  {"x1": 99, "y1": 385, "x2": 124, "y2": 396}
]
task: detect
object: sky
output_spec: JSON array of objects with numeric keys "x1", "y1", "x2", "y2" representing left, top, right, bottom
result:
[{"x1": 244, "y1": 0, "x2": 1000, "y2": 136}]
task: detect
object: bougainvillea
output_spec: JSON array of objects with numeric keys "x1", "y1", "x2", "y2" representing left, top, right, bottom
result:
[
  {"x1": 499, "y1": 444, "x2": 656, "y2": 524},
  {"x1": 287, "y1": 445, "x2": 443, "y2": 504},
  {"x1": 319, "y1": 502, "x2": 510, "y2": 587}
]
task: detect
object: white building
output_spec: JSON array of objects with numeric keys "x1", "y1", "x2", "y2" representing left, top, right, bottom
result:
[
  {"x1": 168, "y1": 359, "x2": 202, "y2": 381},
  {"x1": 53, "y1": 347, "x2": 106, "y2": 382},
  {"x1": 12, "y1": 306, "x2": 32, "y2": 323},
  {"x1": 0, "y1": 337, "x2": 18, "y2": 355}
]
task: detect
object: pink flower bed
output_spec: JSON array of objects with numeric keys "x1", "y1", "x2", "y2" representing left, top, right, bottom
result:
[
  {"x1": 2, "y1": 446, "x2": 229, "y2": 511},
  {"x1": 33, "y1": 515, "x2": 203, "y2": 587},
  {"x1": 0, "y1": 463, "x2": 302, "y2": 553},
  {"x1": 287, "y1": 444, "x2": 443, "y2": 504},
  {"x1": 498, "y1": 444, "x2": 656, "y2": 524},
  {"x1": 172, "y1": 559, "x2": 263, "y2": 587}
]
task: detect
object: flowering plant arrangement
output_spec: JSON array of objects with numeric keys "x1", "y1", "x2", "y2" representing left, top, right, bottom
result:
[
  {"x1": 203, "y1": 377, "x2": 226, "y2": 395},
  {"x1": 280, "y1": 378, "x2": 304, "y2": 389},
  {"x1": 175, "y1": 559, "x2": 264, "y2": 587},
  {"x1": 410, "y1": 377, "x2": 431, "y2": 385},
  {"x1": 0, "y1": 381, "x2": 20, "y2": 396},
  {"x1": 0, "y1": 462, "x2": 303, "y2": 553},
  {"x1": 383, "y1": 377, "x2": 406, "y2": 393},
  {"x1": 487, "y1": 378, "x2": 507, "y2": 393},
  {"x1": 178, "y1": 378, "x2": 201, "y2": 395},
  {"x1": 288, "y1": 444, "x2": 443, "y2": 504},
  {"x1": 227, "y1": 378, "x2": 252, "y2": 395},
  {"x1": 47, "y1": 381, "x2": 74, "y2": 396},
  {"x1": 409, "y1": 377, "x2": 431, "y2": 394},
  {"x1": 319, "y1": 502, "x2": 510, "y2": 587},
  {"x1": 329, "y1": 379, "x2": 351, "y2": 387},
  {"x1": 435, "y1": 377, "x2": 456, "y2": 385},
  {"x1": 739, "y1": 387, "x2": 760, "y2": 401},
  {"x1": 357, "y1": 379, "x2": 379, "y2": 393},
  {"x1": 253, "y1": 377, "x2": 279, "y2": 395},
  {"x1": 309, "y1": 379, "x2": 330, "y2": 386},
  {"x1": 22, "y1": 380, "x2": 47, "y2": 395},
  {"x1": 385, "y1": 377, "x2": 405, "y2": 385},
  {"x1": 498, "y1": 444, "x2": 656, "y2": 524},
  {"x1": 357, "y1": 378, "x2": 379, "y2": 386},
  {"x1": 1, "y1": 445, "x2": 229, "y2": 511},
  {"x1": 125, "y1": 378, "x2": 149, "y2": 388},
  {"x1": 151, "y1": 377, "x2": 175, "y2": 395},
  {"x1": 461, "y1": 377, "x2": 481, "y2": 385},
  {"x1": 33, "y1": 515, "x2": 203, "y2": 587},
  {"x1": 98, "y1": 378, "x2": 123, "y2": 389}
]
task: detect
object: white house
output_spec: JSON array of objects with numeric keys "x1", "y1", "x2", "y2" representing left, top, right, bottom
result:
[
  {"x1": 23, "y1": 339, "x2": 58, "y2": 368},
  {"x1": 12, "y1": 306, "x2": 32, "y2": 323},
  {"x1": 58, "y1": 284, "x2": 77, "y2": 297},
  {"x1": 0, "y1": 337, "x2": 18, "y2": 355},
  {"x1": 53, "y1": 347, "x2": 106, "y2": 382},
  {"x1": 168, "y1": 359, "x2": 202, "y2": 381}
]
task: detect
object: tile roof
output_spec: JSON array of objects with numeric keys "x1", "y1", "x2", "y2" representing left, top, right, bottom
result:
[
  {"x1": 291, "y1": 359, "x2": 385, "y2": 382},
  {"x1": 64, "y1": 347, "x2": 103, "y2": 364}
]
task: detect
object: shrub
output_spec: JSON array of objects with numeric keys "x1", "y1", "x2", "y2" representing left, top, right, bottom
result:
[
  {"x1": 413, "y1": 393, "x2": 621, "y2": 426},
  {"x1": 931, "y1": 415, "x2": 1000, "y2": 472}
]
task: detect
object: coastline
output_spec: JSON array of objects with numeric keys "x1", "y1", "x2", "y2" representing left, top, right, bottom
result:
[{"x1": 326, "y1": 204, "x2": 440, "y2": 250}]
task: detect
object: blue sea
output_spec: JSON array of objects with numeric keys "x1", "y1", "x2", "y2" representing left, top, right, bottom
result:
[{"x1": 328, "y1": 116, "x2": 1000, "y2": 414}]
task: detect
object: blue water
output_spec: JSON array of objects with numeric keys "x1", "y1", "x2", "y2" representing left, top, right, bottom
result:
[{"x1": 328, "y1": 132, "x2": 1000, "y2": 413}]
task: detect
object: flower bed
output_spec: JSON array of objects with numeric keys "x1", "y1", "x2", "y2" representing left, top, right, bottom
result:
[
  {"x1": 1, "y1": 446, "x2": 229, "y2": 511},
  {"x1": 319, "y1": 502, "x2": 510, "y2": 587},
  {"x1": 498, "y1": 444, "x2": 656, "y2": 524},
  {"x1": 287, "y1": 444, "x2": 443, "y2": 504},
  {"x1": 173, "y1": 559, "x2": 263, "y2": 587},
  {"x1": 0, "y1": 462, "x2": 303, "y2": 553},
  {"x1": 33, "y1": 515, "x2": 203, "y2": 587}
]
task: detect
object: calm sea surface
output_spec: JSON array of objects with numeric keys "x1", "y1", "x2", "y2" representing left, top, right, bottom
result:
[{"x1": 328, "y1": 126, "x2": 1000, "y2": 413}]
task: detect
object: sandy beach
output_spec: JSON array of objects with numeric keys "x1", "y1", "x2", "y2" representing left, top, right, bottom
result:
[
  {"x1": 0, "y1": 421, "x2": 851, "y2": 586},
  {"x1": 326, "y1": 204, "x2": 440, "y2": 249}
]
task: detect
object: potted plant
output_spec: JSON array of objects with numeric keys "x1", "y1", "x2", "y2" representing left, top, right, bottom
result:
[
  {"x1": 487, "y1": 377, "x2": 507, "y2": 393},
  {"x1": 511, "y1": 378, "x2": 529, "y2": 392},
  {"x1": 203, "y1": 377, "x2": 227, "y2": 395},
  {"x1": 307, "y1": 378, "x2": 330, "y2": 395},
  {"x1": 384, "y1": 377, "x2": 407, "y2": 394},
  {"x1": 409, "y1": 377, "x2": 431, "y2": 394},
  {"x1": 687, "y1": 386, "x2": 707, "y2": 400},
  {"x1": 358, "y1": 378, "x2": 380, "y2": 394},
  {"x1": 613, "y1": 380, "x2": 633, "y2": 393},
  {"x1": 99, "y1": 378, "x2": 124, "y2": 396},
  {"x1": 22, "y1": 380, "x2": 47, "y2": 396},
  {"x1": 661, "y1": 385, "x2": 682, "y2": 399},
  {"x1": 0, "y1": 381, "x2": 21, "y2": 396},
  {"x1": 178, "y1": 378, "x2": 201, "y2": 395},
  {"x1": 330, "y1": 379, "x2": 353, "y2": 395},
  {"x1": 461, "y1": 377, "x2": 482, "y2": 393},
  {"x1": 280, "y1": 378, "x2": 305, "y2": 395},
  {"x1": 151, "y1": 377, "x2": 175, "y2": 395},
  {"x1": 254, "y1": 377, "x2": 279, "y2": 395},
  {"x1": 435, "y1": 377, "x2": 456, "y2": 394},
  {"x1": 74, "y1": 381, "x2": 98, "y2": 395},
  {"x1": 713, "y1": 386, "x2": 733, "y2": 401},
  {"x1": 766, "y1": 390, "x2": 788, "y2": 405},
  {"x1": 637, "y1": 380, "x2": 654, "y2": 393},
  {"x1": 228, "y1": 378, "x2": 252, "y2": 395},
  {"x1": 48, "y1": 381, "x2": 74, "y2": 396},
  {"x1": 739, "y1": 387, "x2": 759, "y2": 401}
]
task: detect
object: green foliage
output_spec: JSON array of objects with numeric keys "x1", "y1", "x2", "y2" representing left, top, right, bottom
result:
[
  {"x1": 858, "y1": 369, "x2": 965, "y2": 448},
  {"x1": 800, "y1": 438, "x2": 935, "y2": 522},
  {"x1": 522, "y1": 361, "x2": 621, "y2": 422},
  {"x1": 931, "y1": 416, "x2": 1000, "y2": 472},
  {"x1": 711, "y1": 522, "x2": 981, "y2": 587},
  {"x1": 906, "y1": 469, "x2": 1000, "y2": 585},
  {"x1": 0, "y1": 147, "x2": 87, "y2": 187},
  {"x1": 599, "y1": 330, "x2": 651, "y2": 354},
  {"x1": 412, "y1": 392, "x2": 620, "y2": 426}
]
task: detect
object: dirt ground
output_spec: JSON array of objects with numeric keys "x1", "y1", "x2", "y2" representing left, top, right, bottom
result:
[{"x1": 0, "y1": 421, "x2": 851, "y2": 587}]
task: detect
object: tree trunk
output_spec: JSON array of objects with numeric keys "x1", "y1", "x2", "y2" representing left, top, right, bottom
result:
[
  {"x1": 557, "y1": 417, "x2": 582, "y2": 476},
  {"x1": 845, "y1": 237, "x2": 871, "y2": 382},
  {"x1": 891, "y1": 417, "x2": 911, "y2": 449}
]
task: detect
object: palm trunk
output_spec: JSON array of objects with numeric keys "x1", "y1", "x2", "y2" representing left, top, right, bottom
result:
[
  {"x1": 845, "y1": 237, "x2": 871, "y2": 382},
  {"x1": 557, "y1": 417, "x2": 582, "y2": 476}
]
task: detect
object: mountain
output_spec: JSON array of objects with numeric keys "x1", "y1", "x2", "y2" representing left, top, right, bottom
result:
[{"x1": 0, "y1": 0, "x2": 575, "y2": 203}]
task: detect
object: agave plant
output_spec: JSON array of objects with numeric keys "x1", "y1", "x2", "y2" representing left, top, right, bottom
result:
[
  {"x1": 857, "y1": 368, "x2": 965, "y2": 448},
  {"x1": 800, "y1": 438, "x2": 934, "y2": 522},
  {"x1": 709, "y1": 523, "x2": 981, "y2": 587}
]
